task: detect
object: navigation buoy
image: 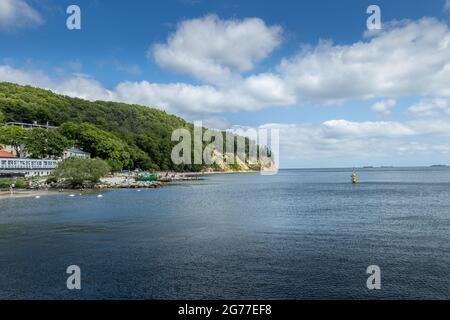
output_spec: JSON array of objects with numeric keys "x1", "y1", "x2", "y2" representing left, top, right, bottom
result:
[{"x1": 351, "y1": 171, "x2": 358, "y2": 184}]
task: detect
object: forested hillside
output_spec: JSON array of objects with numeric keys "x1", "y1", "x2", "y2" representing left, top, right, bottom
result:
[{"x1": 0, "y1": 82, "x2": 259, "y2": 172}]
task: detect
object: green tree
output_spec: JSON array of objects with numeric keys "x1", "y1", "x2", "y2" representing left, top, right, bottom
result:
[
  {"x1": 0, "y1": 110, "x2": 5, "y2": 124},
  {"x1": 25, "y1": 128, "x2": 70, "y2": 159},
  {"x1": 58, "y1": 122, "x2": 131, "y2": 171},
  {"x1": 125, "y1": 144, "x2": 152, "y2": 170},
  {"x1": 51, "y1": 157, "x2": 111, "y2": 188},
  {"x1": 0, "y1": 82, "x2": 265, "y2": 171},
  {"x1": 0, "y1": 125, "x2": 30, "y2": 157}
]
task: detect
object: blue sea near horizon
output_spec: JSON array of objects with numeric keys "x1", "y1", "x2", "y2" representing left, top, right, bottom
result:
[{"x1": 0, "y1": 167, "x2": 449, "y2": 299}]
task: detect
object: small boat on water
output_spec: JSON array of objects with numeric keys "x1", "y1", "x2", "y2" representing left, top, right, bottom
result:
[{"x1": 351, "y1": 171, "x2": 358, "y2": 184}]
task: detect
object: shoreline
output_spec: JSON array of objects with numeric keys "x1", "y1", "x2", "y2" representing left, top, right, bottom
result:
[
  {"x1": 0, "y1": 170, "x2": 259, "y2": 199},
  {"x1": 0, "y1": 190, "x2": 62, "y2": 199}
]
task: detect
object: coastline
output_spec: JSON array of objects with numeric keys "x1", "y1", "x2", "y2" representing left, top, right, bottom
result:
[
  {"x1": 0, "y1": 170, "x2": 259, "y2": 199},
  {"x1": 0, "y1": 190, "x2": 62, "y2": 199}
]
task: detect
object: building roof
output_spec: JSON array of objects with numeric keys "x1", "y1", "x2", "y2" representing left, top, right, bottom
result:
[
  {"x1": 0, "y1": 149, "x2": 16, "y2": 158},
  {"x1": 65, "y1": 147, "x2": 90, "y2": 155}
]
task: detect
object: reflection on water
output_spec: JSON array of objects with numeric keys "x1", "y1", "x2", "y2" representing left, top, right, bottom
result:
[{"x1": 0, "y1": 168, "x2": 449, "y2": 299}]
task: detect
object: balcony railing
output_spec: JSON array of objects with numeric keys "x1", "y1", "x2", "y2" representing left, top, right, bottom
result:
[{"x1": 0, "y1": 158, "x2": 60, "y2": 170}]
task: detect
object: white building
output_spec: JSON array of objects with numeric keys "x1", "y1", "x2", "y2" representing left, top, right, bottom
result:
[
  {"x1": 0, "y1": 145, "x2": 91, "y2": 177},
  {"x1": 0, "y1": 157, "x2": 60, "y2": 178},
  {"x1": 63, "y1": 148, "x2": 91, "y2": 159}
]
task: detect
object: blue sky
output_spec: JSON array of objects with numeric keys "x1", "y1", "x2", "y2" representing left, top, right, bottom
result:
[{"x1": 1, "y1": 0, "x2": 450, "y2": 168}]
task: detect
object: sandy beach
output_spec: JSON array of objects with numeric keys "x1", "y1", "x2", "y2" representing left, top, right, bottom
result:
[{"x1": 0, "y1": 190, "x2": 61, "y2": 199}]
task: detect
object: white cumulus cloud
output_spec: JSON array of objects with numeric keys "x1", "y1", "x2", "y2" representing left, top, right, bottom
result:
[
  {"x1": 322, "y1": 119, "x2": 414, "y2": 138},
  {"x1": 148, "y1": 17, "x2": 450, "y2": 112},
  {"x1": 278, "y1": 18, "x2": 450, "y2": 104},
  {"x1": 0, "y1": 0, "x2": 43, "y2": 31},
  {"x1": 408, "y1": 98, "x2": 450, "y2": 117},
  {"x1": 151, "y1": 14, "x2": 282, "y2": 83},
  {"x1": 3, "y1": 17, "x2": 450, "y2": 118},
  {"x1": 246, "y1": 119, "x2": 450, "y2": 167},
  {"x1": 371, "y1": 99, "x2": 397, "y2": 115}
]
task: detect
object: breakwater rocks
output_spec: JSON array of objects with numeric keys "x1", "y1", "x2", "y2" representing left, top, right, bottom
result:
[
  {"x1": 95, "y1": 180, "x2": 163, "y2": 189},
  {"x1": 98, "y1": 172, "x2": 202, "y2": 189},
  {"x1": 9, "y1": 172, "x2": 203, "y2": 192}
]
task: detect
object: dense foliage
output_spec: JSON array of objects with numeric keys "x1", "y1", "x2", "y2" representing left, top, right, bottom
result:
[
  {"x1": 51, "y1": 157, "x2": 111, "y2": 187},
  {"x1": 0, "y1": 178, "x2": 28, "y2": 189},
  {"x1": 27, "y1": 128, "x2": 71, "y2": 159},
  {"x1": 0, "y1": 125, "x2": 29, "y2": 157},
  {"x1": 0, "y1": 125, "x2": 70, "y2": 159},
  {"x1": 58, "y1": 122, "x2": 130, "y2": 171},
  {"x1": 0, "y1": 82, "x2": 196, "y2": 171},
  {"x1": 0, "y1": 82, "x2": 262, "y2": 172}
]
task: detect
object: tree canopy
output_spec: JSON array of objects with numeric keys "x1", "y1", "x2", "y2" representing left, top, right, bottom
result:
[
  {"x1": 0, "y1": 82, "x2": 192, "y2": 170},
  {"x1": 58, "y1": 122, "x2": 133, "y2": 171},
  {"x1": 51, "y1": 157, "x2": 111, "y2": 188},
  {"x1": 0, "y1": 125, "x2": 29, "y2": 157},
  {"x1": 0, "y1": 82, "x2": 261, "y2": 172},
  {"x1": 26, "y1": 128, "x2": 70, "y2": 159}
]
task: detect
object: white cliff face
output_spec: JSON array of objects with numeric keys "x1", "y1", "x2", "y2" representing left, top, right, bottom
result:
[
  {"x1": 234, "y1": 155, "x2": 249, "y2": 171},
  {"x1": 259, "y1": 154, "x2": 276, "y2": 172},
  {"x1": 206, "y1": 149, "x2": 275, "y2": 172}
]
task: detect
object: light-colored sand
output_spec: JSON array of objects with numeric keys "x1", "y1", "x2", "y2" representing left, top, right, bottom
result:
[{"x1": 0, "y1": 190, "x2": 61, "y2": 199}]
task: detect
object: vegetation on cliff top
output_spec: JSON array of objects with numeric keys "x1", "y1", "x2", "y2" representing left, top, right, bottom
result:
[
  {"x1": 0, "y1": 82, "x2": 265, "y2": 172},
  {"x1": 0, "y1": 82, "x2": 191, "y2": 170}
]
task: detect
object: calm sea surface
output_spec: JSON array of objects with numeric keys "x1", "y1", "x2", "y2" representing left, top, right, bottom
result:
[{"x1": 0, "y1": 168, "x2": 449, "y2": 299}]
